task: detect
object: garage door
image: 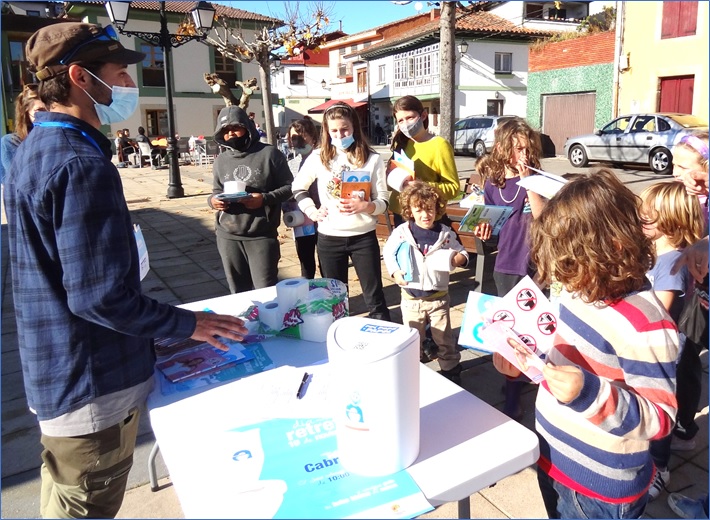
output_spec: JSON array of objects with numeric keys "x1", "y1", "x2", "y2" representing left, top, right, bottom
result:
[{"x1": 542, "y1": 93, "x2": 596, "y2": 156}]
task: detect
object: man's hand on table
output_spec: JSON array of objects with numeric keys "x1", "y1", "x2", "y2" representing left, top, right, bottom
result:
[{"x1": 191, "y1": 312, "x2": 249, "y2": 351}]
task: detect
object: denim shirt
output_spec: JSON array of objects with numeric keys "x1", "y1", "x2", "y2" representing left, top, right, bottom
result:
[{"x1": 3, "y1": 112, "x2": 195, "y2": 420}]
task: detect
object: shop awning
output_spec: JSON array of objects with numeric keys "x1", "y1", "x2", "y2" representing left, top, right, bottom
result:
[{"x1": 308, "y1": 98, "x2": 368, "y2": 114}]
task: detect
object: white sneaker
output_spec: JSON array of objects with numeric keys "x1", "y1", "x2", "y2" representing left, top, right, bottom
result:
[
  {"x1": 668, "y1": 492, "x2": 708, "y2": 519},
  {"x1": 648, "y1": 468, "x2": 670, "y2": 501},
  {"x1": 671, "y1": 435, "x2": 697, "y2": 451}
]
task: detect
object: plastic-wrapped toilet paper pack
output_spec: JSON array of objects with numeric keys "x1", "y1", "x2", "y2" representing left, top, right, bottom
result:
[
  {"x1": 283, "y1": 210, "x2": 305, "y2": 228},
  {"x1": 241, "y1": 279, "x2": 349, "y2": 343},
  {"x1": 327, "y1": 317, "x2": 420, "y2": 476},
  {"x1": 427, "y1": 249, "x2": 456, "y2": 272},
  {"x1": 276, "y1": 278, "x2": 310, "y2": 313}
]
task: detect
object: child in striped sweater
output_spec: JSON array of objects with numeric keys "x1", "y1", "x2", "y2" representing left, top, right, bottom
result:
[{"x1": 493, "y1": 168, "x2": 679, "y2": 518}]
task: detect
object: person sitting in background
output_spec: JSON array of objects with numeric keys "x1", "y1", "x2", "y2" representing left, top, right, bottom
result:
[
  {"x1": 135, "y1": 126, "x2": 166, "y2": 168},
  {"x1": 119, "y1": 127, "x2": 137, "y2": 165},
  {"x1": 1, "y1": 84, "x2": 46, "y2": 184}
]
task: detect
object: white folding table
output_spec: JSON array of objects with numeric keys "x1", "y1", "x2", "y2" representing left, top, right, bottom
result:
[{"x1": 147, "y1": 289, "x2": 540, "y2": 518}]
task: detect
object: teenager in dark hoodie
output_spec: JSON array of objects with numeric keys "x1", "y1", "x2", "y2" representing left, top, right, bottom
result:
[{"x1": 208, "y1": 106, "x2": 293, "y2": 293}]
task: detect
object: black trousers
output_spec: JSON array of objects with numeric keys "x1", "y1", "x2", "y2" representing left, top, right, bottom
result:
[
  {"x1": 317, "y1": 230, "x2": 391, "y2": 321},
  {"x1": 216, "y1": 236, "x2": 280, "y2": 294}
]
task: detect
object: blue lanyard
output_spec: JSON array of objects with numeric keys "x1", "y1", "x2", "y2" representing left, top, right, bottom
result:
[{"x1": 33, "y1": 121, "x2": 103, "y2": 154}]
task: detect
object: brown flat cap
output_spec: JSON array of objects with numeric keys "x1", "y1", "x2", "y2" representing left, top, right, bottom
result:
[{"x1": 26, "y1": 22, "x2": 145, "y2": 81}]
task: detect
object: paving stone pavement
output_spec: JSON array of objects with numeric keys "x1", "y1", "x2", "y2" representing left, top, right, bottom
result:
[{"x1": 1, "y1": 151, "x2": 707, "y2": 519}]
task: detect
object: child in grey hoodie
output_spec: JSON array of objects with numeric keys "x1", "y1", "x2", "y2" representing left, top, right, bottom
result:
[{"x1": 208, "y1": 106, "x2": 292, "y2": 293}]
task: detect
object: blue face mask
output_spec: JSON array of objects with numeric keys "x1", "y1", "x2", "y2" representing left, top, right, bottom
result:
[
  {"x1": 81, "y1": 69, "x2": 139, "y2": 125},
  {"x1": 330, "y1": 134, "x2": 355, "y2": 151}
]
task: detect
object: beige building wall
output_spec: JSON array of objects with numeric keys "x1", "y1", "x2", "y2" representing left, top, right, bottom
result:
[{"x1": 618, "y1": 1, "x2": 708, "y2": 119}]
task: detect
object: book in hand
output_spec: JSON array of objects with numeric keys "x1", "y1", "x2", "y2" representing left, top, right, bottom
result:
[
  {"x1": 341, "y1": 170, "x2": 371, "y2": 201},
  {"x1": 458, "y1": 204, "x2": 513, "y2": 235},
  {"x1": 395, "y1": 242, "x2": 414, "y2": 282},
  {"x1": 516, "y1": 166, "x2": 567, "y2": 199},
  {"x1": 155, "y1": 338, "x2": 253, "y2": 383}
]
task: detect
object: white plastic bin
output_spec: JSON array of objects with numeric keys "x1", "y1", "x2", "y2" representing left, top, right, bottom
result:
[{"x1": 327, "y1": 317, "x2": 420, "y2": 476}]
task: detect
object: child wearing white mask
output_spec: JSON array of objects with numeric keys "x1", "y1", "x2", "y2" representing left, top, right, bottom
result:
[
  {"x1": 292, "y1": 103, "x2": 391, "y2": 321},
  {"x1": 388, "y1": 95, "x2": 460, "y2": 227}
]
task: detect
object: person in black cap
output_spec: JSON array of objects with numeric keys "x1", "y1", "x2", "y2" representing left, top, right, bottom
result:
[{"x1": 3, "y1": 22, "x2": 248, "y2": 518}]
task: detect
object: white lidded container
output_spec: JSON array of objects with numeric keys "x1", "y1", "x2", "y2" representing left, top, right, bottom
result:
[{"x1": 326, "y1": 317, "x2": 420, "y2": 476}]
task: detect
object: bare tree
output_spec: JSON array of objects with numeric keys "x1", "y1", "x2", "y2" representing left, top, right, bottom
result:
[{"x1": 198, "y1": 2, "x2": 333, "y2": 145}]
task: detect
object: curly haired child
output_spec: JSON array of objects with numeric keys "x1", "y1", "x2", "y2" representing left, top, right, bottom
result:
[
  {"x1": 493, "y1": 168, "x2": 678, "y2": 518},
  {"x1": 383, "y1": 181, "x2": 468, "y2": 383}
]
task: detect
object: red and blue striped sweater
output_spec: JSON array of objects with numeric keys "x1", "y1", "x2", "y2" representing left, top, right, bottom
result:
[{"x1": 536, "y1": 287, "x2": 678, "y2": 504}]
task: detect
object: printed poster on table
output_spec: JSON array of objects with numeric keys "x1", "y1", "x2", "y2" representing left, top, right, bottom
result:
[{"x1": 192, "y1": 417, "x2": 432, "y2": 519}]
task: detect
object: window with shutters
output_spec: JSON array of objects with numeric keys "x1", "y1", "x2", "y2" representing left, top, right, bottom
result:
[{"x1": 661, "y1": 1, "x2": 698, "y2": 39}]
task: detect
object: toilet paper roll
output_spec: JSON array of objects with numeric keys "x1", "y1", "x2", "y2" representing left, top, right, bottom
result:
[
  {"x1": 283, "y1": 210, "x2": 305, "y2": 228},
  {"x1": 427, "y1": 249, "x2": 456, "y2": 272},
  {"x1": 300, "y1": 311, "x2": 334, "y2": 343},
  {"x1": 258, "y1": 301, "x2": 283, "y2": 332},
  {"x1": 224, "y1": 180, "x2": 247, "y2": 194},
  {"x1": 387, "y1": 168, "x2": 413, "y2": 192},
  {"x1": 276, "y1": 278, "x2": 310, "y2": 311}
]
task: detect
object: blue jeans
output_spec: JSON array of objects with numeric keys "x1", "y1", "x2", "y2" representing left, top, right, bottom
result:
[{"x1": 537, "y1": 466, "x2": 648, "y2": 519}]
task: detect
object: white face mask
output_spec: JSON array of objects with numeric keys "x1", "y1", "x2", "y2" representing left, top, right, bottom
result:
[
  {"x1": 399, "y1": 116, "x2": 423, "y2": 139},
  {"x1": 81, "y1": 69, "x2": 139, "y2": 125}
]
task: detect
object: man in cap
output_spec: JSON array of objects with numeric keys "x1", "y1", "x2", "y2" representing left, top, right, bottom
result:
[{"x1": 3, "y1": 22, "x2": 248, "y2": 518}]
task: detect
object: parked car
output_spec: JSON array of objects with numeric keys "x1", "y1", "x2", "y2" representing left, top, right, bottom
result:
[
  {"x1": 563, "y1": 113, "x2": 708, "y2": 175},
  {"x1": 453, "y1": 115, "x2": 515, "y2": 157}
]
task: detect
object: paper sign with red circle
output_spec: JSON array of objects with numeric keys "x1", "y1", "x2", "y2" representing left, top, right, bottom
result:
[
  {"x1": 518, "y1": 334, "x2": 538, "y2": 354},
  {"x1": 492, "y1": 310, "x2": 515, "y2": 327},
  {"x1": 516, "y1": 289, "x2": 537, "y2": 311},
  {"x1": 537, "y1": 313, "x2": 557, "y2": 335}
]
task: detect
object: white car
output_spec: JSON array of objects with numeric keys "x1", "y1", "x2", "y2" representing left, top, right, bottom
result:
[
  {"x1": 563, "y1": 113, "x2": 708, "y2": 175},
  {"x1": 453, "y1": 115, "x2": 515, "y2": 157}
]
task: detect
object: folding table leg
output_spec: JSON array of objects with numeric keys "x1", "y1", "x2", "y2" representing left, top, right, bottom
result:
[
  {"x1": 458, "y1": 496, "x2": 471, "y2": 518},
  {"x1": 148, "y1": 441, "x2": 161, "y2": 492}
]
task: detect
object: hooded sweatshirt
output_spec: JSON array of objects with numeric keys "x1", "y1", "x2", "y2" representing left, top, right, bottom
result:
[{"x1": 208, "y1": 106, "x2": 292, "y2": 240}]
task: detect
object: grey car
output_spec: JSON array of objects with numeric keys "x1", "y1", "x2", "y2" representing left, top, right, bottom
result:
[
  {"x1": 563, "y1": 113, "x2": 708, "y2": 175},
  {"x1": 453, "y1": 115, "x2": 514, "y2": 157}
]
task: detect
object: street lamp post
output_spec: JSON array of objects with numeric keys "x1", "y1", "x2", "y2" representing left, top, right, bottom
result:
[{"x1": 105, "y1": 1, "x2": 215, "y2": 199}]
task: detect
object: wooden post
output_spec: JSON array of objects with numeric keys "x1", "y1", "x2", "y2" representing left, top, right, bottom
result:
[{"x1": 439, "y1": 1, "x2": 456, "y2": 144}]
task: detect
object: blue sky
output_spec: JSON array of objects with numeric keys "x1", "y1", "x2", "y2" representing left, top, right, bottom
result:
[{"x1": 227, "y1": 1, "x2": 426, "y2": 35}]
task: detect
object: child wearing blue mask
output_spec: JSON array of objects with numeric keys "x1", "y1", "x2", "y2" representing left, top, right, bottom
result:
[{"x1": 292, "y1": 103, "x2": 391, "y2": 321}]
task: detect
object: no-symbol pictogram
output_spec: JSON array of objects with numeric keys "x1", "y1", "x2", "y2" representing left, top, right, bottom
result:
[
  {"x1": 516, "y1": 288, "x2": 537, "y2": 311},
  {"x1": 537, "y1": 313, "x2": 557, "y2": 335},
  {"x1": 518, "y1": 334, "x2": 538, "y2": 354},
  {"x1": 492, "y1": 310, "x2": 515, "y2": 327}
]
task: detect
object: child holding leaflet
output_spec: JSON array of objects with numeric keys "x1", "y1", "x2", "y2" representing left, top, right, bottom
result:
[
  {"x1": 388, "y1": 95, "x2": 460, "y2": 225},
  {"x1": 493, "y1": 168, "x2": 678, "y2": 519},
  {"x1": 383, "y1": 181, "x2": 468, "y2": 382},
  {"x1": 640, "y1": 181, "x2": 704, "y2": 501},
  {"x1": 474, "y1": 117, "x2": 545, "y2": 419},
  {"x1": 292, "y1": 102, "x2": 391, "y2": 321}
]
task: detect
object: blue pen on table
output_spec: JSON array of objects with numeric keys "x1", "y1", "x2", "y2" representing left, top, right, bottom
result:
[{"x1": 296, "y1": 372, "x2": 310, "y2": 399}]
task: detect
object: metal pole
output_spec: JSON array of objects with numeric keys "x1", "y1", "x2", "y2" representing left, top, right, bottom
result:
[{"x1": 160, "y1": 2, "x2": 184, "y2": 198}]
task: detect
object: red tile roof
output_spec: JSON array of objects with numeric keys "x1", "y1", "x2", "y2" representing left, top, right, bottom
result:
[
  {"x1": 361, "y1": 8, "x2": 554, "y2": 58},
  {"x1": 73, "y1": 1, "x2": 281, "y2": 24}
]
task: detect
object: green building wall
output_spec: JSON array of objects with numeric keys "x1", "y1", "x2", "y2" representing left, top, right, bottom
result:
[{"x1": 526, "y1": 63, "x2": 615, "y2": 131}]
